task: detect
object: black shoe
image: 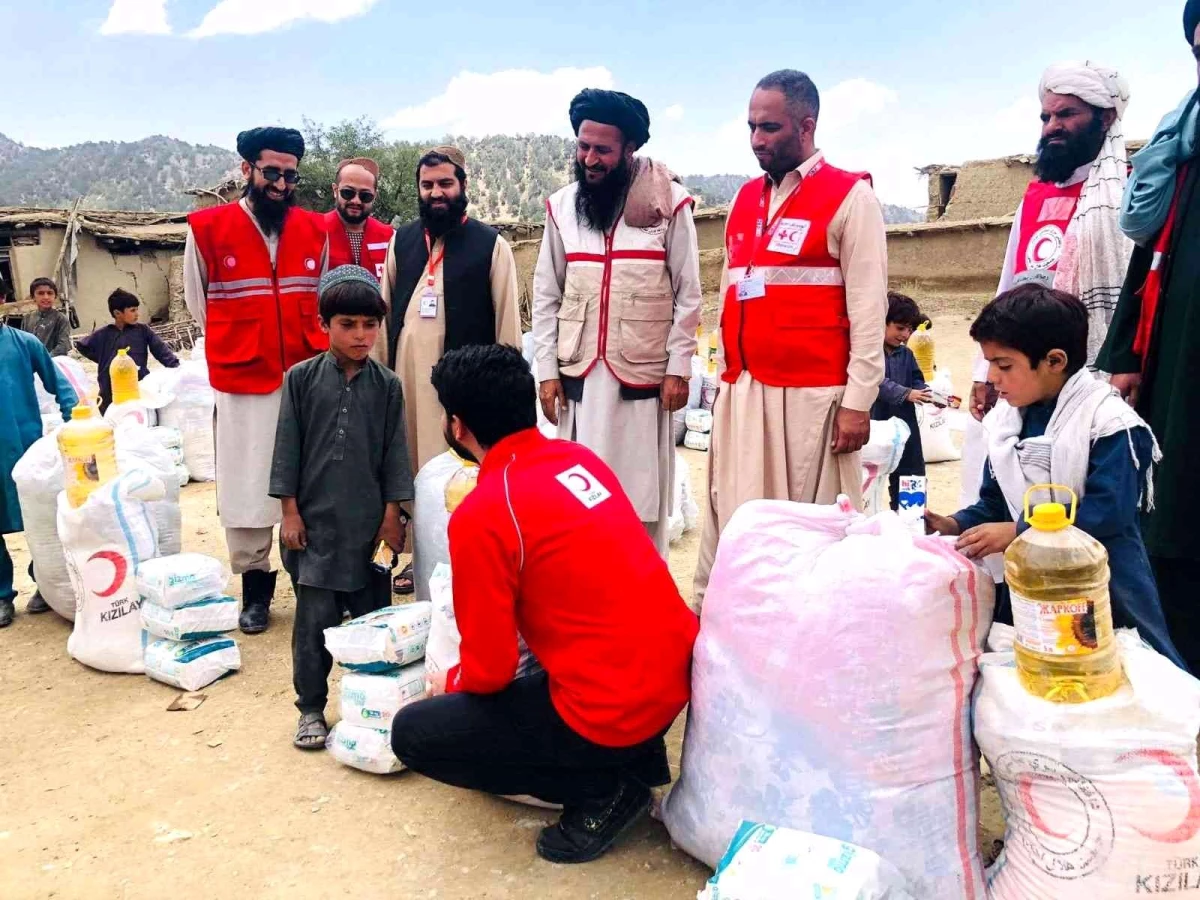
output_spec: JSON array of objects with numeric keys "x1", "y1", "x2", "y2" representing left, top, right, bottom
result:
[
  {"x1": 536, "y1": 780, "x2": 651, "y2": 864},
  {"x1": 26, "y1": 592, "x2": 50, "y2": 615},
  {"x1": 0, "y1": 600, "x2": 14, "y2": 628},
  {"x1": 239, "y1": 570, "x2": 277, "y2": 635}
]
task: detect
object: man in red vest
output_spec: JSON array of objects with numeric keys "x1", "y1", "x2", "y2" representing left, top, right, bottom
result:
[
  {"x1": 323, "y1": 157, "x2": 393, "y2": 280},
  {"x1": 693, "y1": 70, "x2": 887, "y2": 605},
  {"x1": 184, "y1": 126, "x2": 329, "y2": 634}
]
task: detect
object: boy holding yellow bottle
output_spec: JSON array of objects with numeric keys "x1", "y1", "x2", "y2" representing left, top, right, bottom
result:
[{"x1": 75, "y1": 288, "x2": 180, "y2": 412}]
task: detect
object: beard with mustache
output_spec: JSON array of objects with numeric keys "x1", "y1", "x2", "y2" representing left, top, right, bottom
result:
[
  {"x1": 574, "y1": 157, "x2": 632, "y2": 233},
  {"x1": 1034, "y1": 110, "x2": 1107, "y2": 184},
  {"x1": 442, "y1": 419, "x2": 478, "y2": 464},
  {"x1": 244, "y1": 180, "x2": 296, "y2": 235},
  {"x1": 337, "y1": 201, "x2": 369, "y2": 227},
  {"x1": 419, "y1": 191, "x2": 470, "y2": 239}
]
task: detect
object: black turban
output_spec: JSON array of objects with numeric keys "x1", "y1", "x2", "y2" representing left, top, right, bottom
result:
[
  {"x1": 1187, "y1": 0, "x2": 1200, "y2": 41},
  {"x1": 568, "y1": 89, "x2": 651, "y2": 150},
  {"x1": 236, "y1": 126, "x2": 305, "y2": 163}
]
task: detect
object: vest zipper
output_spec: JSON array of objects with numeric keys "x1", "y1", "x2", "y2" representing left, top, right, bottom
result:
[
  {"x1": 272, "y1": 259, "x2": 285, "y2": 373},
  {"x1": 598, "y1": 226, "x2": 616, "y2": 363}
]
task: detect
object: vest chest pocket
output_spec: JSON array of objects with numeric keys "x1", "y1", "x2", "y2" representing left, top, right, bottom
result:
[
  {"x1": 617, "y1": 293, "x2": 672, "y2": 365},
  {"x1": 205, "y1": 303, "x2": 262, "y2": 365},
  {"x1": 556, "y1": 294, "x2": 587, "y2": 365}
]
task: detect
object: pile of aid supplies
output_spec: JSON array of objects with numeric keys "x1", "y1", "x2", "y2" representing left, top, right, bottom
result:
[{"x1": 663, "y1": 485, "x2": 1200, "y2": 900}]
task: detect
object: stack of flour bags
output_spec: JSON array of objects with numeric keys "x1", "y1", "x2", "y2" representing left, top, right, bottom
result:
[
  {"x1": 137, "y1": 553, "x2": 241, "y2": 691},
  {"x1": 324, "y1": 603, "x2": 433, "y2": 774}
]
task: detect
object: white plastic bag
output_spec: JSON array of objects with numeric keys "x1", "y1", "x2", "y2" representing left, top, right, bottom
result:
[
  {"x1": 136, "y1": 553, "x2": 228, "y2": 609},
  {"x1": 663, "y1": 501, "x2": 993, "y2": 899},
  {"x1": 141, "y1": 595, "x2": 238, "y2": 641},
  {"x1": 327, "y1": 722, "x2": 404, "y2": 775},
  {"x1": 144, "y1": 636, "x2": 241, "y2": 691},
  {"x1": 115, "y1": 421, "x2": 183, "y2": 557},
  {"x1": 339, "y1": 665, "x2": 427, "y2": 729},
  {"x1": 919, "y1": 403, "x2": 961, "y2": 463},
  {"x1": 13, "y1": 436, "x2": 74, "y2": 619},
  {"x1": 104, "y1": 400, "x2": 154, "y2": 429},
  {"x1": 425, "y1": 564, "x2": 539, "y2": 678},
  {"x1": 60, "y1": 469, "x2": 165, "y2": 674},
  {"x1": 685, "y1": 409, "x2": 714, "y2": 434},
  {"x1": 158, "y1": 360, "x2": 215, "y2": 482},
  {"x1": 668, "y1": 453, "x2": 700, "y2": 545},
  {"x1": 684, "y1": 430, "x2": 711, "y2": 452},
  {"x1": 860, "y1": 417, "x2": 911, "y2": 516},
  {"x1": 52, "y1": 356, "x2": 97, "y2": 407},
  {"x1": 977, "y1": 626, "x2": 1200, "y2": 899},
  {"x1": 700, "y1": 822, "x2": 918, "y2": 900},
  {"x1": 413, "y1": 451, "x2": 471, "y2": 606},
  {"x1": 325, "y1": 603, "x2": 432, "y2": 673}
]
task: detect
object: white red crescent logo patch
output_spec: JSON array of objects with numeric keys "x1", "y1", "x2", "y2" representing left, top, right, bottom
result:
[
  {"x1": 1025, "y1": 224, "x2": 1065, "y2": 271},
  {"x1": 223, "y1": 255, "x2": 237, "y2": 269},
  {"x1": 556, "y1": 465, "x2": 612, "y2": 509},
  {"x1": 304, "y1": 258, "x2": 317, "y2": 271}
]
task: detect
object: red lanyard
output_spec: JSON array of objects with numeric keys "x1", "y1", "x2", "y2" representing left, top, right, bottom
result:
[
  {"x1": 423, "y1": 230, "x2": 446, "y2": 289},
  {"x1": 744, "y1": 158, "x2": 822, "y2": 279}
]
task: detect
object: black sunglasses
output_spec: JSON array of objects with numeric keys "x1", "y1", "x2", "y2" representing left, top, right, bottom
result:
[
  {"x1": 253, "y1": 163, "x2": 302, "y2": 185},
  {"x1": 339, "y1": 187, "x2": 376, "y2": 203}
]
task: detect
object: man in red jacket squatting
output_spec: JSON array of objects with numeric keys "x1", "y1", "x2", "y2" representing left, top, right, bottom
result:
[{"x1": 391, "y1": 343, "x2": 699, "y2": 864}]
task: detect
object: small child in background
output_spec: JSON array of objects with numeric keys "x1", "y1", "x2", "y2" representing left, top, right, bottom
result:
[
  {"x1": 870, "y1": 292, "x2": 930, "y2": 510},
  {"x1": 75, "y1": 288, "x2": 179, "y2": 412},
  {"x1": 20, "y1": 278, "x2": 72, "y2": 357}
]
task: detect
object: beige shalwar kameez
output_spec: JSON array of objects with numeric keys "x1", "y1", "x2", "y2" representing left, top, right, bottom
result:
[{"x1": 693, "y1": 152, "x2": 888, "y2": 603}]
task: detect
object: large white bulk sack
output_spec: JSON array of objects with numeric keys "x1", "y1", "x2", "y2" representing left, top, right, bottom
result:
[
  {"x1": 115, "y1": 422, "x2": 183, "y2": 557},
  {"x1": 663, "y1": 501, "x2": 993, "y2": 899},
  {"x1": 919, "y1": 404, "x2": 961, "y2": 463},
  {"x1": 105, "y1": 401, "x2": 155, "y2": 429},
  {"x1": 60, "y1": 469, "x2": 165, "y2": 673},
  {"x1": 13, "y1": 436, "x2": 74, "y2": 619},
  {"x1": 667, "y1": 453, "x2": 700, "y2": 545},
  {"x1": 325, "y1": 603, "x2": 432, "y2": 673},
  {"x1": 339, "y1": 665, "x2": 427, "y2": 728},
  {"x1": 425, "y1": 564, "x2": 539, "y2": 678},
  {"x1": 53, "y1": 356, "x2": 97, "y2": 407},
  {"x1": 158, "y1": 360, "x2": 215, "y2": 482},
  {"x1": 327, "y1": 722, "x2": 403, "y2": 774},
  {"x1": 861, "y1": 417, "x2": 911, "y2": 516},
  {"x1": 412, "y1": 451, "x2": 471, "y2": 606},
  {"x1": 144, "y1": 636, "x2": 241, "y2": 691},
  {"x1": 699, "y1": 822, "x2": 917, "y2": 900},
  {"x1": 136, "y1": 553, "x2": 228, "y2": 609},
  {"x1": 976, "y1": 626, "x2": 1200, "y2": 899}
]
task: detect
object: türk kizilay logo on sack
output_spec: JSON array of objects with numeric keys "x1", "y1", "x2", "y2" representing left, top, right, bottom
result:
[{"x1": 556, "y1": 465, "x2": 612, "y2": 509}]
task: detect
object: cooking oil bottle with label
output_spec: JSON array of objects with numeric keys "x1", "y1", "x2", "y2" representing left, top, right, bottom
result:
[
  {"x1": 443, "y1": 451, "x2": 480, "y2": 514},
  {"x1": 57, "y1": 404, "x2": 119, "y2": 508},
  {"x1": 909, "y1": 321, "x2": 936, "y2": 383},
  {"x1": 109, "y1": 347, "x2": 141, "y2": 405},
  {"x1": 1005, "y1": 484, "x2": 1123, "y2": 702}
]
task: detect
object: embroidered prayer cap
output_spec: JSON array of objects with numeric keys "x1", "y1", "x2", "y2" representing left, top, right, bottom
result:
[
  {"x1": 318, "y1": 265, "x2": 381, "y2": 298},
  {"x1": 1039, "y1": 62, "x2": 1130, "y2": 120},
  {"x1": 568, "y1": 89, "x2": 651, "y2": 150},
  {"x1": 421, "y1": 144, "x2": 467, "y2": 171},
  {"x1": 336, "y1": 156, "x2": 381, "y2": 182},
  {"x1": 236, "y1": 126, "x2": 306, "y2": 163}
]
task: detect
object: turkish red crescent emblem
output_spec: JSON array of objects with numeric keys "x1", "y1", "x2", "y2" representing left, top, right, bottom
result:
[
  {"x1": 86, "y1": 550, "x2": 129, "y2": 598},
  {"x1": 1116, "y1": 748, "x2": 1200, "y2": 844},
  {"x1": 567, "y1": 472, "x2": 592, "y2": 492},
  {"x1": 223, "y1": 255, "x2": 237, "y2": 269},
  {"x1": 304, "y1": 258, "x2": 317, "y2": 271}
]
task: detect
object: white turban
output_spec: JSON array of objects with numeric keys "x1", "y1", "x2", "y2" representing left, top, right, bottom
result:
[{"x1": 1039, "y1": 61, "x2": 1130, "y2": 119}]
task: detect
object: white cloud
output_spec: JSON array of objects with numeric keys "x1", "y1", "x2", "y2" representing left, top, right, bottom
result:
[
  {"x1": 99, "y1": 0, "x2": 171, "y2": 35},
  {"x1": 383, "y1": 67, "x2": 615, "y2": 136},
  {"x1": 819, "y1": 79, "x2": 900, "y2": 135},
  {"x1": 664, "y1": 104, "x2": 685, "y2": 122},
  {"x1": 189, "y1": 0, "x2": 381, "y2": 38}
]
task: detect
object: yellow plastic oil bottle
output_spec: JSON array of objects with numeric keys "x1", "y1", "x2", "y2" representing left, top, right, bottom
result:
[
  {"x1": 109, "y1": 348, "x2": 141, "y2": 405},
  {"x1": 443, "y1": 451, "x2": 480, "y2": 513},
  {"x1": 1005, "y1": 485, "x2": 1123, "y2": 702},
  {"x1": 909, "y1": 321, "x2": 936, "y2": 383},
  {"x1": 57, "y1": 404, "x2": 119, "y2": 508}
]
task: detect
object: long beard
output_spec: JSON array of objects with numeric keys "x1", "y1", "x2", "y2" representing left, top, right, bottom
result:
[
  {"x1": 1034, "y1": 113, "x2": 1106, "y2": 184},
  {"x1": 574, "y1": 158, "x2": 631, "y2": 233},
  {"x1": 245, "y1": 182, "x2": 296, "y2": 235},
  {"x1": 419, "y1": 193, "x2": 470, "y2": 238}
]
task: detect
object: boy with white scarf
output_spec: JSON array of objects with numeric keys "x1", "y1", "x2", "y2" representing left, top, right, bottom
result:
[{"x1": 927, "y1": 285, "x2": 1183, "y2": 668}]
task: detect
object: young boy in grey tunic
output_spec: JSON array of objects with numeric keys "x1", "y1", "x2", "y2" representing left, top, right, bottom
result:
[{"x1": 269, "y1": 265, "x2": 414, "y2": 750}]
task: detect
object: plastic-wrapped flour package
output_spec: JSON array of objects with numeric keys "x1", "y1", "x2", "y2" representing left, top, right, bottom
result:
[
  {"x1": 144, "y1": 636, "x2": 241, "y2": 691},
  {"x1": 339, "y1": 665, "x2": 427, "y2": 728},
  {"x1": 136, "y1": 553, "x2": 228, "y2": 610},
  {"x1": 141, "y1": 595, "x2": 239, "y2": 641},
  {"x1": 324, "y1": 603, "x2": 432, "y2": 672},
  {"x1": 327, "y1": 722, "x2": 404, "y2": 775}
]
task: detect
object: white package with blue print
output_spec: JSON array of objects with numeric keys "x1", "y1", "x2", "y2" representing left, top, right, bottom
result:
[
  {"x1": 144, "y1": 636, "x2": 241, "y2": 691},
  {"x1": 325, "y1": 603, "x2": 432, "y2": 672},
  {"x1": 327, "y1": 722, "x2": 404, "y2": 775},
  {"x1": 141, "y1": 595, "x2": 239, "y2": 641},
  {"x1": 136, "y1": 553, "x2": 229, "y2": 610},
  {"x1": 699, "y1": 822, "x2": 917, "y2": 900},
  {"x1": 424, "y1": 564, "x2": 540, "y2": 678},
  {"x1": 860, "y1": 417, "x2": 912, "y2": 516},
  {"x1": 59, "y1": 468, "x2": 164, "y2": 674},
  {"x1": 339, "y1": 665, "x2": 427, "y2": 728}
]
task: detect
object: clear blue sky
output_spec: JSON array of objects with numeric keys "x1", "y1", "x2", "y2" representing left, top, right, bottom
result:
[{"x1": 1, "y1": 0, "x2": 1194, "y2": 206}]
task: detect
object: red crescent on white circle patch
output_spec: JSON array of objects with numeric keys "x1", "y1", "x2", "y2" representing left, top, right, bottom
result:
[
  {"x1": 304, "y1": 258, "x2": 317, "y2": 271},
  {"x1": 223, "y1": 255, "x2": 237, "y2": 269}
]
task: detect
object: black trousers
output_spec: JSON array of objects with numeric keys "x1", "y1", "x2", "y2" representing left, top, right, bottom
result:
[
  {"x1": 292, "y1": 584, "x2": 378, "y2": 715},
  {"x1": 391, "y1": 671, "x2": 671, "y2": 808},
  {"x1": 1152, "y1": 554, "x2": 1200, "y2": 675}
]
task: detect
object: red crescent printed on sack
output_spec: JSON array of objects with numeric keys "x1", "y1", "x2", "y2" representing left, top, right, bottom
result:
[
  {"x1": 567, "y1": 473, "x2": 592, "y2": 492},
  {"x1": 1017, "y1": 772, "x2": 1072, "y2": 840},
  {"x1": 87, "y1": 550, "x2": 128, "y2": 598},
  {"x1": 1117, "y1": 748, "x2": 1200, "y2": 844}
]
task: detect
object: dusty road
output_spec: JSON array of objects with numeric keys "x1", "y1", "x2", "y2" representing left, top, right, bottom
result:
[{"x1": 1, "y1": 296, "x2": 1002, "y2": 899}]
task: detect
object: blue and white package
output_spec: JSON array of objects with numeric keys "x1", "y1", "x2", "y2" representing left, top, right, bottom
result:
[
  {"x1": 339, "y1": 665, "x2": 426, "y2": 726},
  {"x1": 141, "y1": 595, "x2": 238, "y2": 641},
  {"x1": 136, "y1": 553, "x2": 228, "y2": 609},
  {"x1": 897, "y1": 474, "x2": 927, "y2": 533},
  {"x1": 324, "y1": 603, "x2": 432, "y2": 673},
  {"x1": 144, "y1": 637, "x2": 241, "y2": 691}
]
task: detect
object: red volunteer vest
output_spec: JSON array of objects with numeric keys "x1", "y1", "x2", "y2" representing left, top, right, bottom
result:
[
  {"x1": 720, "y1": 162, "x2": 868, "y2": 387},
  {"x1": 322, "y1": 211, "x2": 394, "y2": 281},
  {"x1": 188, "y1": 203, "x2": 328, "y2": 395},
  {"x1": 1013, "y1": 180, "x2": 1084, "y2": 284}
]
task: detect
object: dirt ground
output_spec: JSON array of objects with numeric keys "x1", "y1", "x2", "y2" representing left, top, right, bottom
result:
[{"x1": 1, "y1": 294, "x2": 1002, "y2": 900}]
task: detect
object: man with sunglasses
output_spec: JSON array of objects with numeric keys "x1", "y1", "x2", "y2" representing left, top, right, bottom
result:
[
  {"x1": 324, "y1": 157, "x2": 393, "y2": 280},
  {"x1": 184, "y1": 125, "x2": 330, "y2": 636}
]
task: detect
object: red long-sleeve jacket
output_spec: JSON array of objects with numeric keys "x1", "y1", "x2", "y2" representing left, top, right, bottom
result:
[{"x1": 446, "y1": 429, "x2": 698, "y2": 748}]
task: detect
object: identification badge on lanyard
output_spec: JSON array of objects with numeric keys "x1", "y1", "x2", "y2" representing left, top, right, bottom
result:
[
  {"x1": 419, "y1": 285, "x2": 438, "y2": 318},
  {"x1": 766, "y1": 218, "x2": 811, "y2": 256},
  {"x1": 736, "y1": 273, "x2": 766, "y2": 301}
]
